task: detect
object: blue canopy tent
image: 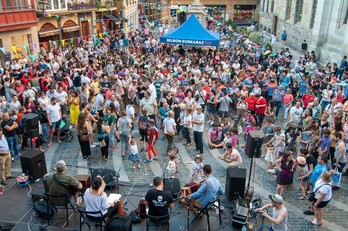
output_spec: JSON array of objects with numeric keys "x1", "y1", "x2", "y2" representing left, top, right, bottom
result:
[{"x1": 160, "y1": 14, "x2": 220, "y2": 47}]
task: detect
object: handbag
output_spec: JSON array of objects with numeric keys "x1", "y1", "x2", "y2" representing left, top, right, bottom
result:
[
  {"x1": 81, "y1": 134, "x2": 89, "y2": 142},
  {"x1": 100, "y1": 139, "x2": 106, "y2": 148},
  {"x1": 165, "y1": 118, "x2": 174, "y2": 136},
  {"x1": 330, "y1": 167, "x2": 342, "y2": 188},
  {"x1": 308, "y1": 183, "x2": 330, "y2": 202}
]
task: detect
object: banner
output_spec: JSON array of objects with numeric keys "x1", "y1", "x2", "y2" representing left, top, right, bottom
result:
[{"x1": 11, "y1": 46, "x2": 17, "y2": 54}]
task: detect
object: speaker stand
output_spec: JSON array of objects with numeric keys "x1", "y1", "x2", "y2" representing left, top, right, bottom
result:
[{"x1": 245, "y1": 154, "x2": 254, "y2": 198}]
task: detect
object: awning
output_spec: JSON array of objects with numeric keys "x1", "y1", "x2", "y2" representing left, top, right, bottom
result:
[
  {"x1": 104, "y1": 14, "x2": 121, "y2": 24},
  {"x1": 62, "y1": 25, "x2": 80, "y2": 33},
  {"x1": 38, "y1": 29, "x2": 60, "y2": 38}
]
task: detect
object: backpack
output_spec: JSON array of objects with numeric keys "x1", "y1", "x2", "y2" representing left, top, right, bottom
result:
[{"x1": 33, "y1": 195, "x2": 55, "y2": 218}]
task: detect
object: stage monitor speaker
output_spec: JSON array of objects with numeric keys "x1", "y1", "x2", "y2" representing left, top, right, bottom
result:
[
  {"x1": 245, "y1": 130, "x2": 265, "y2": 158},
  {"x1": 225, "y1": 167, "x2": 246, "y2": 201},
  {"x1": 25, "y1": 128, "x2": 40, "y2": 138},
  {"x1": 91, "y1": 169, "x2": 117, "y2": 188},
  {"x1": 163, "y1": 177, "x2": 181, "y2": 198},
  {"x1": 20, "y1": 150, "x2": 47, "y2": 181},
  {"x1": 22, "y1": 113, "x2": 39, "y2": 129}
]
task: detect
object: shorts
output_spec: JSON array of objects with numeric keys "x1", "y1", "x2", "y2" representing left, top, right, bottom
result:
[
  {"x1": 139, "y1": 128, "x2": 148, "y2": 141},
  {"x1": 218, "y1": 111, "x2": 230, "y2": 118},
  {"x1": 60, "y1": 104, "x2": 67, "y2": 115},
  {"x1": 228, "y1": 161, "x2": 241, "y2": 168},
  {"x1": 313, "y1": 198, "x2": 330, "y2": 208},
  {"x1": 50, "y1": 120, "x2": 61, "y2": 131}
]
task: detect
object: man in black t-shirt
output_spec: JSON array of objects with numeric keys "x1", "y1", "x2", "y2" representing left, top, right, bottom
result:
[
  {"x1": 1, "y1": 112, "x2": 19, "y2": 162},
  {"x1": 145, "y1": 177, "x2": 174, "y2": 218}
]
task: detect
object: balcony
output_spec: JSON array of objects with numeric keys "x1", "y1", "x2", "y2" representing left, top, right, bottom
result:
[
  {"x1": 0, "y1": 5, "x2": 38, "y2": 32},
  {"x1": 68, "y1": 2, "x2": 97, "y2": 10}
]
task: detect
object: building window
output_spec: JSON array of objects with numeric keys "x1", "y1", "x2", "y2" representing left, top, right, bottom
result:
[
  {"x1": 285, "y1": 0, "x2": 292, "y2": 20},
  {"x1": 338, "y1": 2, "x2": 348, "y2": 28},
  {"x1": 310, "y1": 0, "x2": 318, "y2": 29},
  {"x1": 270, "y1": 0, "x2": 275, "y2": 13},
  {"x1": 266, "y1": 0, "x2": 269, "y2": 12},
  {"x1": 11, "y1": 37, "x2": 16, "y2": 46},
  {"x1": 295, "y1": 0, "x2": 303, "y2": 23},
  {"x1": 262, "y1": 0, "x2": 265, "y2": 12},
  {"x1": 27, "y1": 34, "x2": 33, "y2": 51},
  {"x1": 46, "y1": 0, "x2": 67, "y2": 10}
]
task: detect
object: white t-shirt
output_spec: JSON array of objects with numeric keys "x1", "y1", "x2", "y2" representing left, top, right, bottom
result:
[
  {"x1": 126, "y1": 105, "x2": 135, "y2": 120},
  {"x1": 184, "y1": 114, "x2": 192, "y2": 129},
  {"x1": 129, "y1": 144, "x2": 138, "y2": 155},
  {"x1": 314, "y1": 179, "x2": 332, "y2": 202},
  {"x1": 290, "y1": 106, "x2": 303, "y2": 124},
  {"x1": 55, "y1": 91, "x2": 68, "y2": 105},
  {"x1": 46, "y1": 103, "x2": 61, "y2": 123},
  {"x1": 148, "y1": 84, "x2": 157, "y2": 98},
  {"x1": 163, "y1": 117, "x2": 176, "y2": 134},
  {"x1": 192, "y1": 112, "x2": 204, "y2": 132}
]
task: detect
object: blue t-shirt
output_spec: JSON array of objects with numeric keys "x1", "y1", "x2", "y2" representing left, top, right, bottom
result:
[{"x1": 311, "y1": 164, "x2": 328, "y2": 186}]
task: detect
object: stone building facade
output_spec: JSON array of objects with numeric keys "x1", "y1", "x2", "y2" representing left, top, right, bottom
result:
[{"x1": 259, "y1": 0, "x2": 348, "y2": 64}]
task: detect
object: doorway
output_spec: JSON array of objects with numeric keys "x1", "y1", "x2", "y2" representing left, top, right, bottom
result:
[
  {"x1": 272, "y1": 16, "x2": 278, "y2": 34},
  {"x1": 81, "y1": 21, "x2": 90, "y2": 37}
]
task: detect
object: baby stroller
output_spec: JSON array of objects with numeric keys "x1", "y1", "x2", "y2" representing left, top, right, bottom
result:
[
  {"x1": 284, "y1": 121, "x2": 300, "y2": 152},
  {"x1": 53, "y1": 118, "x2": 73, "y2": 142}
]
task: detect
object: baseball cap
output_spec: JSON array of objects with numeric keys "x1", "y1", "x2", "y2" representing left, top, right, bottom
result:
[{"x1": 269, "y1": 194, "x2": 283, "y2": 204}]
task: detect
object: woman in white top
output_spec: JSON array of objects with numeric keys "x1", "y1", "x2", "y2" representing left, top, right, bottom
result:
[
  {"x1": 182, "y1": 108, "x2": 193, "y2": 145},
  {"x1": 321, "y1": 84, "x2": 333, "y2": 111},
  {"x1": 163, "y1": 111, "x2": 176, "y2": 155},
  {"x1": 266, "y1": 126, "x2": 285, "y2": 159},
  {"x1": 311, "y1": 171, "x2": 332, "y2": 226},
  {"x1": 84, "y1": 176, "x2": 119, "y2": 220}
]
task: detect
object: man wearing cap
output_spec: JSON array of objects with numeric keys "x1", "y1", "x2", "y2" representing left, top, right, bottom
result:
[
  {"x1": 256, "y1": 194, "x2": 288, "y2": 231},
  {"x1": 45, "y1": 160, "x2": 83, "y2": 205},
  {"x1": 192, "y1": 105, "x2": 204, "y2": 154},
  {"x1": 46, "y1": 97, "x2": 62, "y2": 147}
]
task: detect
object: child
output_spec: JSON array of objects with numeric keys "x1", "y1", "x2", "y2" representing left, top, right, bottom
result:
[
  {"x1": 264, "y1": 143, "x2": 275, "y2": 170},
  {"x1": 230, "y1": 127, "x2": 239, "y2": 148},
  {"x1": 166, "y1": 155, "x2": 177, "y2": 177},
  {"x1": 128, "y1": 138, "x2": 140, "y2": 169},
  {"x1": 185, "y1": 155, "x2": 205, "y2": 184},
  {"x1": 168, "y1": 146, "x2": 180, "y2": 163}
]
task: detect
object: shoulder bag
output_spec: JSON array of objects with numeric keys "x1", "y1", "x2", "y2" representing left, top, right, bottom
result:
[{"x1": 308, "y1": 183, "x2": 331, "y2": 202}]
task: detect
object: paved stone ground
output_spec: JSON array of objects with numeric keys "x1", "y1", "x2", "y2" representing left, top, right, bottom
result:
[{"x1": 7, "y1": 32, "x2": 347, "y2": 231}]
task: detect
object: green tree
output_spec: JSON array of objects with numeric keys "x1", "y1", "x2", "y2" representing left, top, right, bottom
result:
[{"x1": 248, "y1": 32, "x2": 262, "y2": 44}]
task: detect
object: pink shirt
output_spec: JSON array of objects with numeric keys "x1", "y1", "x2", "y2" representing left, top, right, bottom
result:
[
  {"x1": 228, "y1": 149, "x2": 242, "y2": 164},
  {"x1": 283, "y1": 94, "x2": 294, "y2": 105}
]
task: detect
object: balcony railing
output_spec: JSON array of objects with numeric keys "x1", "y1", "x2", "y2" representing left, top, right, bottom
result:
[{"x1": 67, "y1": 2, "x2": 97, "y2": 10}]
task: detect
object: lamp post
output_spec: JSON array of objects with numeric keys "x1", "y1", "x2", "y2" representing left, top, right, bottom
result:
[{"x1": 38, "y1": 0, "x2": 48, "y2": 15}]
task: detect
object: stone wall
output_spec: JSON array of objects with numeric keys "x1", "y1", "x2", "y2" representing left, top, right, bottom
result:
[{"x1": 259, "y1": 0, "x2": 348, "y2": 65}]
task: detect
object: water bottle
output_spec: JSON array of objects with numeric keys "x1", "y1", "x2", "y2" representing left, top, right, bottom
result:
[{"x1": 241, "y1": 225, "x2": 247, "y2": 231}]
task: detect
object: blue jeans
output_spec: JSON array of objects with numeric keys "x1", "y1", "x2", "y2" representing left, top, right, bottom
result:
[
  {"x1": 7, "y1": 136, "x2": 19, "y2": 158},
  {"x1": 284, "y1": 104, "x2": 292, "y2": 120},
  {"x1": 109, "y1": 125, "x2": 116, "y2": 146},
  {"x1": 120, "y1": 132, "x2": 129, "y2": 155},
  {"x1": 274, "y1": 101, "x2": 282, "y2": 117},
  {"x1": 183, "y1": 127, "x2": 191, "y2": 144},
  {"x1": 41, "y1": 123, "x2": 49, "y2": 142}
]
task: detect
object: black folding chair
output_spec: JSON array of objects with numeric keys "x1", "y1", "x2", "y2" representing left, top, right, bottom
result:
[
  {"x1": 191, "y1": 195, "x2": 222, "y2": 231},
  {"x1": 44, "y1": 192, "x2": 76, "y2": 226},
  {"x1": 146, "y1": 213, "x2": 170, "y2": 231},
  {"x1": 78, "y1": 209, "x2": 106, "y2": 231}
]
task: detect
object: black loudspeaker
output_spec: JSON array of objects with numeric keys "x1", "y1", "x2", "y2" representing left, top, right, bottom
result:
[
  {"x1": 163, "y1": 177, "x2": 181, "y2": 198},
  {"x1": 245, "y1": 130, "x2": 265, "y2": 158},
  {"x1": 26, "y1": 128, "x2": 40, "y2": 138},
  {"x1": 225, "y1": 167, "x2": 246, "y2": 201},
  {"x1": 90, "y1": 169, "x2": 117, "y2": 188},
  {"x1": 20, "y1": 150, "x2": 47, "y2": 181},
  {"x1": 22, "y1": 113, "x2": 39, "y2": 128}
]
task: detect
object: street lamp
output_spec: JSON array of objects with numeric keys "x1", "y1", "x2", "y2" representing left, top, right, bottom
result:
[{"x1": 38, "y1": 0, "x2": 48, "y2": 14}]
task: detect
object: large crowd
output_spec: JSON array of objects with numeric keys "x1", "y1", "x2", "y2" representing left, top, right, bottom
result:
[{"x1": 0, "y1": 17, "x2": 347, "y2": 229}]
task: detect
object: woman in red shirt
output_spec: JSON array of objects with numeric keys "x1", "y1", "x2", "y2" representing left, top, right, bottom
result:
[
  {"x1": 255, "y1": 94, "x2": 267, "y2": 126},
  {"x1": 283, "y1": 88, "x2": 294, "y2": 122}
]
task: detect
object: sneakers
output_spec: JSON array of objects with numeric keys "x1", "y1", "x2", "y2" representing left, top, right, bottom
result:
[
  {"x1": 144, "y1": 159, "x2": 152, "y2": 163},
  {"x1": 1, "y1": 180, "x2": 8, "y2": 185},
  {"x1": 303, "y1": 210, "x2": 314, "y2": 215},
  {"x1": 90, "y1": 144, "x2": 96, "y2": 148},
  {"x1": 153, "y1": 158, "x2": 158, "y2": 161},
  {"x1": 209, "y1": 121, "x2": 214, "y2": 125},
  {"x1": 93, "y1": 142, "x2": 99, "y2": 146},
  {"x1": 311, "y1": 219, "x2": 322, "y2": 226},
  {"x1": 11, "y1": 157, "x2": 14, "y2": 162},
  {"x1": 207, "y1": 120, "x2": 211, "y2": 124}
]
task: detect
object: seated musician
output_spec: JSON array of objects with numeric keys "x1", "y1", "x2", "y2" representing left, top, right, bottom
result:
[
  {"x1": 145, "y1": 177, "x2": 174, "y2": 221},
  {"x1": 45, "y1": 160, "x2": 82, "y2": 205},
  {"x1": 84, "y1": 175, "x2": 122, "y2": 220},
  {"x1": 181, "y1": 164, "x2": 224, "y2": 212}
]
